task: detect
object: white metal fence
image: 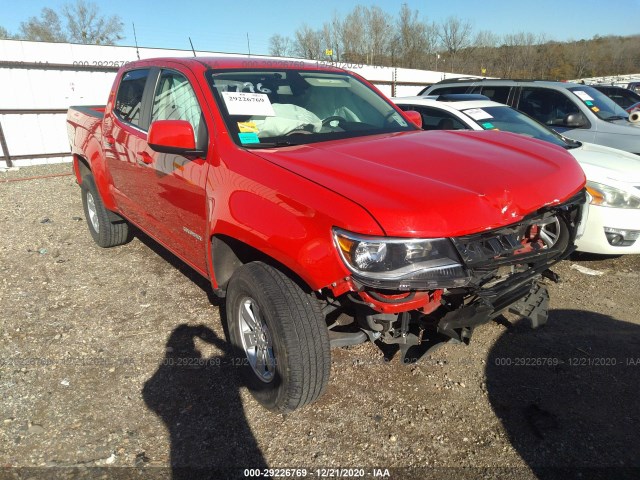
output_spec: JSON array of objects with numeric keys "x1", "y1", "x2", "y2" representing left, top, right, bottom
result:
[{"x1": 0, "y1": 39, "x2": 467, "y2": 168}]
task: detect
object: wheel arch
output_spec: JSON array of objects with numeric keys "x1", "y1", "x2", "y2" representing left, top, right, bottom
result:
[
  {"x1": 73, "y1": 154, "x2": 91, "y2": 185},
  {"x1": 210, "y1": 234, "x2": 316, "y2": 296},
  {"x1": 74, "y1": 150, "x2": 118, "y2": 212},
  {"x1": 75, "y1": 156, "x2": 126, "y2": 224}
]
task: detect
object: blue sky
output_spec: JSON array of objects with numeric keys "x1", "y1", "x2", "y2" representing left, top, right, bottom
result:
[{"x1": 1, "y1": 0, "x2": 639, "y2": 55}]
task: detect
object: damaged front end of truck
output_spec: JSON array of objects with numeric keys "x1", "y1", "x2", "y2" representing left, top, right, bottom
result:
[{"x1": 323, "y1": 191, "x2": 587, "y2": 363}]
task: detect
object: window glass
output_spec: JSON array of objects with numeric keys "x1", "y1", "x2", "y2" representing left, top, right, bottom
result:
[
  {"x1": 152, "y1": 70, "x2": 203, "y2": 141},
  {"x1": 206, "y1": 69, "x2": 414, "y2": 147},
  {"x1": 114, "y1": 69, "x2": 149, "y2": 127},
  {"x1": 595, "y1": 87, "x2": 640, "y2": 109},
  {"x1": 479, "y1": 86, "x2": 510, "y2": 104},
  {"x1": 611, "y1": 90, "x2": 637, "y2": 109},
  {"x1": 398, "y1": 105, "x2": 468, "y2": 131},
  {"x1": 430, "y1": 86, "x2": 470, "y2": 95},
  {"x1": 463, "y1": 106, "x2": 570, "y2": 148},
  {"x1": 568, "y1": 86, "x2": 629, "y2": 120},
  {"x1": 518, "y1": 88, "x2": 581, "y2": 126}
]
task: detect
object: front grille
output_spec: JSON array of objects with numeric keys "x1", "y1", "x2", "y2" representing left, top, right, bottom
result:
[
  {"x1": 451, "y1": 211, "x2": 568, "y2": 268},
  {"x1": 450, "y1": 191, "x2": 586, "y2": 297}
]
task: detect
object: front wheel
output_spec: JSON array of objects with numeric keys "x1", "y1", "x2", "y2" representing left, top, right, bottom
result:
[{"x1": 226, "y1": 262, "x2": 331, "y2": 413}]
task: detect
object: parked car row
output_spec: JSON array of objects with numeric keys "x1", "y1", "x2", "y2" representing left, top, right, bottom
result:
[
  {"x1": 393, "y1": 94, "x2": 640, "y2": 255},
  {"x1": 418, "y1": 78, "x2": 640, "y2": 154}
]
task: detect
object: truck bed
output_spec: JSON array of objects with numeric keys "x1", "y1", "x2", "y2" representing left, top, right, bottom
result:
[
  {"x1": 68, "y1": 105, "x2": 105, "y2": 119},
  {"x1": 66, "y1": 106, "x2": 106, "y2": 164}
]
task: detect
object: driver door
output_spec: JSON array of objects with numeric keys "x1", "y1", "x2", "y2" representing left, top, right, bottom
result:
[{"x1": 138, "y1": 68, "x2": 211, "y2": 272}]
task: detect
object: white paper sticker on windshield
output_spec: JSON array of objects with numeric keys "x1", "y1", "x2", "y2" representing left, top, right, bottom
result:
[
  {"x1": 221, "y1": 92, "x2": 275, "y2": 117},
  {"x1": 573, "y1": 90, "x2": 594, "y2": 102},
  {"x1": 463, "y1": 108, "x2": 493, "y2": 120}
]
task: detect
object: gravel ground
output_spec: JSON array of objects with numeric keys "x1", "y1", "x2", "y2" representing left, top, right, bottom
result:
[{"x1": 1, "y1": 163, "x2": 639, "y2": 480}]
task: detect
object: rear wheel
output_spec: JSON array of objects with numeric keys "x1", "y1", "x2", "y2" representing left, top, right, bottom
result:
[
  {"x1": 81, "y1": 174, "x2": 131, "y2": 248},
  {"x1": 226, "y1": 262, "x2": 331, "y2": 413}
]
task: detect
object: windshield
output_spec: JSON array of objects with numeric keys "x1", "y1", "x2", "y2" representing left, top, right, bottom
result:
[
  {"x1": 568, "y1": 86, "x2": 629, "y2": 120},
  {"x1": 206, "y1": 69, "x2": 414, "y2": 147},
  {"x1": 461, "y1": 106, "x2": 577, "y2": 149}
]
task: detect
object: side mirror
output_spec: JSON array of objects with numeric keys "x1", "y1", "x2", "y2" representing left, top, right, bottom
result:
[
  {"x1": 564, "y1": 112, "x2": 589, "y2": 129},
  {"x1": 148, "y1": 120, "x2": 204, "y2": 156},
  {"x1": 404, "y1": 110, "x2": 423, "y2": 129}
]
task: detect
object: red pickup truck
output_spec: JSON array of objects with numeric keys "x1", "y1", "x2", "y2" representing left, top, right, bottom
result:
[{"x1": 67, "y1": 57, "x2": 586, "y2": 412}]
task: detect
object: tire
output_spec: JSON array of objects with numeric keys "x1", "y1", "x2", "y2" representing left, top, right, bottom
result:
[
  {"x1": 81, "y1": 174, "x2": 131, "y2": 248},
  {"x1": 226, "y1": 262, "x2": 331, "y2": 413}
]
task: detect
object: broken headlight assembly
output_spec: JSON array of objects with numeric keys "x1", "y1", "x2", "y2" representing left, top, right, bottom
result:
[{"x1": 333, "y1": 228, "x2": 470, "y2": 290}]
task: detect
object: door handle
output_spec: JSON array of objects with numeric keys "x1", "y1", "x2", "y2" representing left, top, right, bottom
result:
[{"x1": 137, "y1": 151, "x2": 153, "y2": 164}]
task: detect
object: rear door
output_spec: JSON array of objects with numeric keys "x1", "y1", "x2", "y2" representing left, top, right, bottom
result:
[{"x1": 106, "y1": 67, "x2": 159, "y2": 228}]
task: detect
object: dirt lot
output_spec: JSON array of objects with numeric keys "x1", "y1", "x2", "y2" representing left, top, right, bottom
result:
[{"x1": 1, "y1": 163, "x2": 639, "y2": 480}]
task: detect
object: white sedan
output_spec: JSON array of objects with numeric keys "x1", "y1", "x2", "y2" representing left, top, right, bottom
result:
[{"x1": 394, "y1": 95, "x2": 640, "y2": 255}]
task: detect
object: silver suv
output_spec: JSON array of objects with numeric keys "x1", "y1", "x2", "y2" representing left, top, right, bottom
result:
[{"x1": 421, "y1": 79, "x2": 640, "y2": 154}]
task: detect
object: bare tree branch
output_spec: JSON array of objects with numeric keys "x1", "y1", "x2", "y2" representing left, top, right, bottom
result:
[
  {"x1": 19, "y1": 8, "x2": 67, "y2": 42},
  {"x1": 438, "y1": 16, "x2": 473, "y2": 72},
  {"x1": 294, "y1": 24, "x2": 323, "y2": 60},
  {"x1": 62, "y1": 0, "x2": 123, "y2": 45},
  {"x1": 396, "y1": 4, "x2": 430, "y2": 69},
  {"x1": 0, "y1": 26, "x2": 14, "y2": 39},
  {"x1": 268, "y1": 34, "x2": 293, "y2": 57}
]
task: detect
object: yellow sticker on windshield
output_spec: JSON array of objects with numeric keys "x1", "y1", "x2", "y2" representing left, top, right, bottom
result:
[
  {"x1": 591, "y1": 106, "x2": 600, "y2": 112},
  {"x1": 238, "y1": 121, "x2": 259, "y2": 133}
]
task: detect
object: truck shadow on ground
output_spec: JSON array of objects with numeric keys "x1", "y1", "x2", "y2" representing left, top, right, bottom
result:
[
  {"x1": 485, "y1": 310, "x2": 640, "y2": 479},
  {"x1": 142, "y1": 324, "x2": 268, "y2": 479}
]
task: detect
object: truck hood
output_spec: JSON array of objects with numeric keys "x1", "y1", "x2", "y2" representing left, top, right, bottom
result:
[
  {"x1": 571, "y1": 142, "x2": 640, "y2": 184},
  {"x1": 250, "y1": 130, "x2": 585, "y2": 237}
]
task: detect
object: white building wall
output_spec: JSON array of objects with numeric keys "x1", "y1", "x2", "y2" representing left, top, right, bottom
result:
[{"x1": 0, "y1": 39, "x2": 470, "y2": 168}]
